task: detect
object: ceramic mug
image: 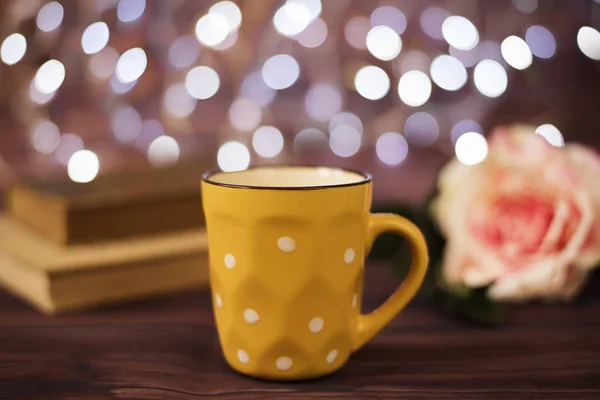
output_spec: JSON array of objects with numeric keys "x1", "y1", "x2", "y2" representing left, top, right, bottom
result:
[{"x1": 201, "y1": 166, "x2": 428, "y2": 381}]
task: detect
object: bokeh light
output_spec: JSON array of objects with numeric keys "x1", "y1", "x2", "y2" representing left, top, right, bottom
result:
[
  {"x1": 376, "y1": 132, "x2": 408, "y2": 165},
  {"x1": 273, "y1": 2, "x2": 311, "y2": 37},
  {"x1": 296, "y1": 18, "x2": 327, "y2": 48},
  {"x1": 209, "y1": 1, "x2": 242, "y2": 33},
  {"x1": 293, "y1": 128, "x2": 327, "y2": 152},
  {"x1": 117, "y1": 0, "x2": 146, "y2": 23},
  {"x1": 185, "y1": 66, "x2": 220, "y2": 99},
  {"x1": 399, "y1": 50, "x2": 430, "y2": 73},
  {"x1": 287, "y1": 0, "x2": 322, "y2": 22},
  {"x1": 420, "y1": 7, "x2": 450, "y2": 40},
  {"x1": 241, "y1": 71, "x2": 276, "y2": 106},
  {"x1": 89, "y1": 47, "x2": 119, "y2": 79},
  {"x1": 168, "y1": 36, "x2": 200, "y2": 69},
  {"x1": 81, "y1": 22, "x2": 110, "y2": 55},
  {"x1": 1, "y1": 33, "x2": 27, "y2": 65},
  {"x1": 36, "y1": 1, "x2": 64, "y2": 32},
  {"x1": 305, "y1": 84, "x2": 342, "y2": 122},
  {"x1": 366, "y1": 26, "x2": 402, "y2": 61},
  {"x1": 451, "y1": 120, "x2": 482, "y2": 144},
  {"x1": 261, "y1": 54, "x2": 300, "y2": 90},
  {"x1": 577, "y1": 27, "x2": 600, "y2": 60},
  {"x1": 525, "y1": 26, "x2": 556, "y2": 59},
  {"x1": 397, "y1": 71, "x2": 432, "y2": 107},
  {"x1": 29, "y1": 79, "x2": 55, "y2": 104},
  {"x1": 329, "y1": 125, "x2": 361, "y2": 157},
  {"x1": 455, "y1": 132, "x2": 488, "y2": 165},
  {"x1": 110, "y1": 74, "x2": 137, "y2": 94},
  {"x1": 442, "y1": 16, "x2": 479, "y2": 51},
  {"x1": 512, "y1": 0, "x2": 537, "y2": 13},
  {"x1": 449, "y1": 46, "x2": 478, "y2": 68},
  {"x1": 252, "y1": 126, "x2": 284, "y2": 158},
  {"x1": 354, "y1": 66, "x2": 390, "y2": 100},
  {"x1": 371, "y1": 6, "x2": 406, "y2": 35},
  {"x1": 218, "y1": 141, "x2": 251, "y2": 172},
  {"x1": 68, "y1": 150, "x2": 100, "y2": 183},
  {"x1": 430, "y1": 55, "x2": 467, "y2": 91},
  {"x1": 163, "y1": 83, "x2": 197, "y2": 119},
  {"x1": 34, "y1": 59, "x2": 65, "y2": 94},
  {"x1": 56, "y1": 134, "x2": 84, "y2": 165},
  {"x1": 31, "y1": 120, "x2": 60, "y2": 154},
  {"x1": 147, "y1": 135, "x2": 180, "y2": 167},
  {"x1": 229, "y1": 98, "x2": 262, "y2": 131},
  {"x1": 344, "y1": 16, "x2": 370, "y2": 49},
  {"x1": 404, "y1": 112, "x2": 439, "y2": 147},
  {"x1": 329, "y1": 112, "x2": 363, "y2": 135},
  {"x1": 501, "y1": 35, "x2": 533, "y2": 70},
  {"x1": 535, "y1": 124, "x2": 564, "y2": 147},
  {"x1": 473, "y1": 60, "x2": 507, "y2": 97},
  {"x1": 112, "y1": 106, "x2": 142, "y2": 143},
  {"x1": 195, "y1": 13, "x2": 229, "y2": 47},
  {"x1": 115, "y1": 47, "x2": 147, "y2": 83}
]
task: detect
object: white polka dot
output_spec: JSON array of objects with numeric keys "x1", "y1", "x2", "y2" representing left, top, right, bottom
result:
[
  {"x1": 215, "y1": 294, "x2": 222, "y2": 308},
  {"x1": 327, "y1": 349, "x2": 338, "y2": 364},
  {"x1": 224, "y1": 253, "x2": 236, "y2": 269},
  {"x1": 243, "y1": 308, "x2": 260, "y2": 324},
  {"x1": 352, "y1": 294, "x2": 358, "y2": 308},
  {"x1": 308, "y1": 317, "x2": 324, "y2": 333},
  {"x1": 344, "y1": 248, "x2": 355, "y2": 264},
  {"x1": 237, "y1": 349, "x2": 249, "y2": 364},
  {"x1": 277, "y1": 237, "x2": 296, "y2": 253},
  {"x1": 276, "y1": 356, "x2": 293, "y2": 371}
]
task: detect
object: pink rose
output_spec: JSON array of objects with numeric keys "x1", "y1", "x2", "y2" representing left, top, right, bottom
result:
[{"x1": 431, "y1": 124, "x2": 600, "y2": 302}]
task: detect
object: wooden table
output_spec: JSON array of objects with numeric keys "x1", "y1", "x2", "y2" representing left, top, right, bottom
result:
[{"x1": 0, "y1": 262, "x2": 599, "y2": 399}]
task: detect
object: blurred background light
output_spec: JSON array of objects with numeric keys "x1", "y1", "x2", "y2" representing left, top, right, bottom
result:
[
  {"x1": 449, "y1": 46, "x2": 478, "y2": 68},
  {"x1": 81, "y1": 22, "x2": 110, "y2": 55},
  {"x1": 117, "y1": 0, "x2": 146, "y2": 23},
  {"x1": 536, "y1": 123, "x2": 564, "y2": 147},
  {"x1": 430, "y1": 55, "x2": 467, "y2": 91},
  {"x1": 371, "y1": 6, "x2": 406, "y2": 35},
  {"x1": 29, "y1": 79, "x2": 55, "y2": 104},
  {"x1": 442, "y1": 16, "x2": 479, "y2": 51},
  {"x1": 273, "y1": 2, "x2": 311, "y2": 37},
  {"x1": 404, "y1": 112, "x2": 439, "y2": 147},
  {"x1": 344, "y1": 16, "x2": 370, "y2": 49},
  {"x1": 31, "y1": 120, "x2": 60, "y2": 154},
  {"x1": 261, "y1": 54, "x2": 300, "y2": 90},
  {"x1": 252, "y1": 126, "x2": 284, "y2": 158},
  {"x1": 241, "y1": 71, "x2": 276, "y2": 106},
  {"x1": 354, "y1": 65, "x2": 390, "y2": 100},
  {"x1": 455, "y1": 132, "x2": 488, "y2": 165},
  {"x1": 577, "y1": 27, "x2": 600, "y2": 60},
  {"x1": 110, "y1": 74, "x2": 137, "y2": 94},
  {"x1": 112, "y1": 106, "x2": 142, "y2": 143},
  {"x1": 218, "y1": 141, "x2": 251, "y2": 172},
  {"x1": 168, "y1": 36, "x2": 200, "y2": 69},
  {"x1": 501, "y1": 35, "x2": 533, "y2": 70},
  {"x1": 296, "y1": 18, "x2": 328, "y2": 48},
  {"x1": 35, "y1": 59, "x2": 65, "y2": 94},
  {"x1": 209, "y1": 1, "x2": 242, "y2": 33},
  {"x1": 512, "y1": 0, "x2": 538, "y2": 13},
  {"x1": 185, "y1": 66, "x2": 220, "y2": 99},
  {"x1": 89, "y1": 47, "x2": 119, "y2": 79},
  {"x1": 56, "y1": 134, "x2": 84, "y2": 165},
  {"x1": 525, "y1": 26, "x2": 556, "y2": 59},
  {"x1": 115, "y1": 48, "x2": 147, "y2": 83},
  {"x1": 399, "y1": 50, "x2": 430, "y2": 73},
  {"x1": 420, "y1": 7, "x2": 450, "y2": 40},
  {"x1": 329, "y1": 125, "x2": 361, "y2": 157},
  {"x1": 147, "y1": 135, "x2": 180, "y2": 167},
  {"x1": 293, "y1": 128, "x2": 327, "y2": 151},
  {"x1": 229, "y1": 98, "x2": 262, "y2": 131},
  {"x1": 329, "y1": 112, "x2": 363, "y2": 135},
  {"x1": 36, "y1": 1, "x2": 64, "y2": 32},
  {"x1": 287, "y1": 0, "x2": 322, "y2": 23},
  {"x1": 451, "y1": 120, "x2": 483, "y2": 144},
  {"x1": 398, "y1": 71, "x2": 432, "y2": 107},
  {"x1": 366, "y1": 26, "x2": 402, "y2": 61},
  {"x1": 68, "y1": 150, "x2": 100, "y2": 183},
  {"x1": 195, "y1": 13, "x2": 229, "y2": 46},
  {"x1": 376, "y1": 132, "x2": 408, "y2": 165},
  {"x1": 305, "y1": 83, "x2": 342, "y2": 122},
  {"x1": 1, "y1": 33, "x2": 27, "y2": 65},
  {"x1": 163, "y1": 83, "x2": 197, "y2": 119},
  {"x1": 473, "y1": 59, "x2": 507, "y2": 97}
]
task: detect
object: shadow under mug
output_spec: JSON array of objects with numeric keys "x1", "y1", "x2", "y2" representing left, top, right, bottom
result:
[{"x1": 201, "y1": 166, "x2": 428, "y2": 381}]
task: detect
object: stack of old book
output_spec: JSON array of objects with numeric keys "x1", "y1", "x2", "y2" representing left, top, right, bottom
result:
[{"x1": 0, "y1": 161, "x2": 211, "y2": 314}]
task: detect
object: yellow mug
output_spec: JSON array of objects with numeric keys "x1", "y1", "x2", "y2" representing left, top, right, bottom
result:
[{"x1": 201, "y1": 166, "x2": 428, "y2": 381}]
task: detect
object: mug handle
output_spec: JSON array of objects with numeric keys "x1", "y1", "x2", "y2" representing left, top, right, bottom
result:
[{"x1": 352, "y1": 213, "x2": 429, "y2": 351}]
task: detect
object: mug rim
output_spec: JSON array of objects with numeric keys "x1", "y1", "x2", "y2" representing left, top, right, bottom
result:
[{"x1": 202, "y1": 165, "x2": 373, "y2": 191}]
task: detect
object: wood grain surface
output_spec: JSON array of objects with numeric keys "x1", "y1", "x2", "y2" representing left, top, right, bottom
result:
[{"x1": 0, "y1": 262, "x2": 598, "y2": 399}]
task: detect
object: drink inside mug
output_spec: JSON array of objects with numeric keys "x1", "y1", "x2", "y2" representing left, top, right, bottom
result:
[{"x1": 203, "y1": 166, "x2": 371, "y2": 189}]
